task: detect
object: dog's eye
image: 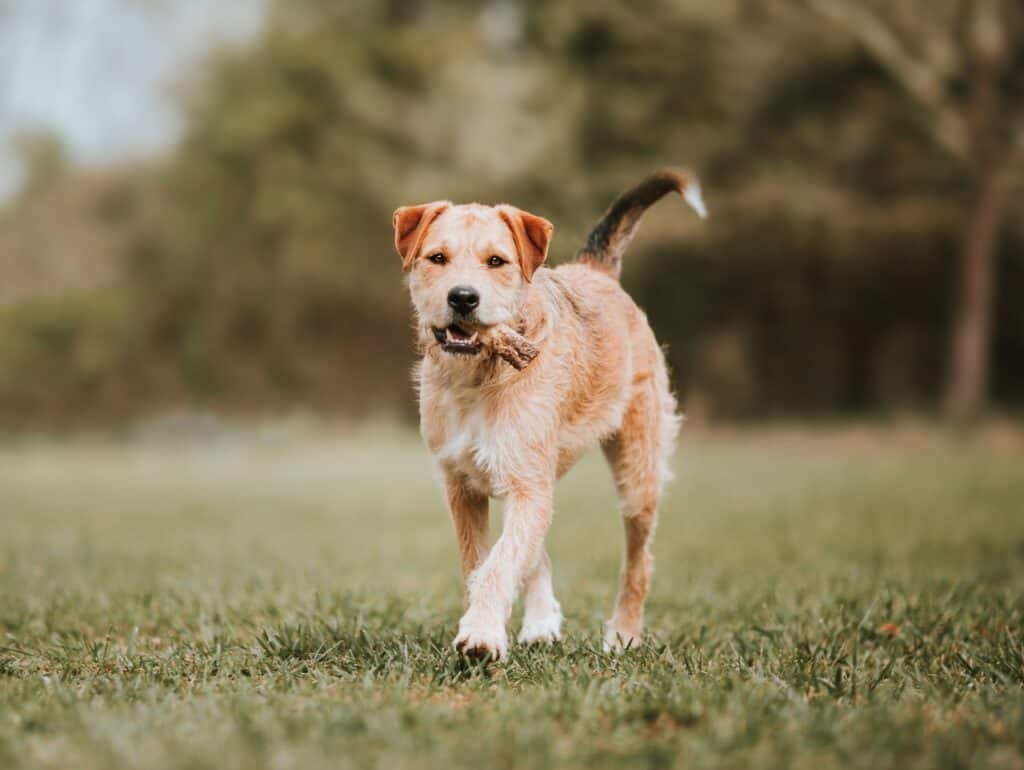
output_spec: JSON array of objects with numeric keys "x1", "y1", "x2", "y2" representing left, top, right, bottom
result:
[
  {"x1": 487, "y1": 255, "x2": 507, "y2": 268},
  {"x1": 427, "y1": 253, "x2": 446, "y2": 265}
]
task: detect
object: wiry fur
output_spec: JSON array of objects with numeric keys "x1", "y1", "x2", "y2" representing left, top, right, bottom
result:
[{"x1": 394, "y1": 168, "x2": 704, "y2": 660}]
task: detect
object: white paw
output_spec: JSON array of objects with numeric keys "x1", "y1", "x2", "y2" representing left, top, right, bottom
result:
[
  {"x1": 453, "y1": 618, "x2": 508, "y2": 661},
  {"x1": 603, "y1": 624, "x2": 641, "y2": 652},
  {"x1": 518, "y1": 609, "x2": 563, "y2": 645}
]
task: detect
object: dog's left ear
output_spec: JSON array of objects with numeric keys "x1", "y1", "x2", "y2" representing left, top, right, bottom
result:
[
  {"x1": 496, "y1": 205, "x2": 553, "y2": 282},
  {"x1": 393, "y1": 201, "x2": 451, "y2": 270}
]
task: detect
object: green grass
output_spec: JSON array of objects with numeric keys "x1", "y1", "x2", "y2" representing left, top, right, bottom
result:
[{"x1": 1, "y1": 423, "x2": 1022, "y2": 770}]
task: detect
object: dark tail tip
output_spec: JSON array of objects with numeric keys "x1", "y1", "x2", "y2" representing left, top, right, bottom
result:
[{"x1": 576, "y1": 167, "x2": 707, "y2": 279}]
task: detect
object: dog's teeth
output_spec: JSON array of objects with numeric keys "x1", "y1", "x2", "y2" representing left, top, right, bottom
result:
[
  {"x1": 469, "y1": 332, "x2": 479, "y2": 344},
  {"x1": 445, "y1": 328, "x2": 455, "y2": 342}
]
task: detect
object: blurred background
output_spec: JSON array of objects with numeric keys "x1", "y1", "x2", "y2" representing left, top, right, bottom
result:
[
  {"x1": 1, "y1": 0, "x2": 1022, "y2": 431},
  {"x1": 2, "y1": 8, "x2": 1023, "y2": 768}
]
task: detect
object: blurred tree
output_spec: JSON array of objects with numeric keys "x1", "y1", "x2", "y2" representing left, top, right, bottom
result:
[
  {"x1": 793, "y1": 0, "x2": 1024, "y2": 421},
  {"x1": 13, "y1": 129, "x2": 69, "y2": 196},
  {"x1": 118, "y1": 0, "x2": 583, "y2": 417},
  {"x1": 3, "y1": 0, "x2": 1024, "y2": 428}
]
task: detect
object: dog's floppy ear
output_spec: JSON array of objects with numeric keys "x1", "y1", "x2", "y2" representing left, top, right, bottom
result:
[
  {"x1": 496, "y1": 205, "x2": 553, "y2": 282},
  {"x1": 393, "y1": 201, "x2": 451, "y2": 270}
]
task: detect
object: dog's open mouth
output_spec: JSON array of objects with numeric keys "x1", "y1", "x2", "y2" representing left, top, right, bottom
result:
[{"x1": 433, "y1": 324, "x2": 483, "y2": 355}]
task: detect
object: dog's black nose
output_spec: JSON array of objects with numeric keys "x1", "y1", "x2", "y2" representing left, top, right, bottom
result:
[{"x1": 447, "y1": 285, "x2": 480, "y2": 315}]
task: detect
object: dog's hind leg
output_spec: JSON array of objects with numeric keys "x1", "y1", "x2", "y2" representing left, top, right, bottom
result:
[
  {"x1": 518, "y1": 550, "x2": 563, "y2": 645},
  {"x1": 601, "y1": 378, "x2": 680, "y2": 651}
]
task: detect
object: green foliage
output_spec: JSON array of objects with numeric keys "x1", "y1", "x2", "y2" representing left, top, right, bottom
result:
[
  {"x1": 631, "y1": 201, "x2": 970, "y2": 417},
  {"x1": 0, "y1": 0, "x2": 1022, "y2": 427},
  {"x1": 0, "y1": 290, "x2": 148, "y2": 424},
  {"x1": 1, "y1": 428, "x2": 1022, "y2": 768}
]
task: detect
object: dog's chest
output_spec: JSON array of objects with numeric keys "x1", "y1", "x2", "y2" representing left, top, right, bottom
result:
[{"x1": 428, "y1": 390, "x2": 503, "y2": 495}]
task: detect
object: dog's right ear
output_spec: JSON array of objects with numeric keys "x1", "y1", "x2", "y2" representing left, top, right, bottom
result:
[{"x1": 393, "y1": 201, "x2": 451, "y2": 270}]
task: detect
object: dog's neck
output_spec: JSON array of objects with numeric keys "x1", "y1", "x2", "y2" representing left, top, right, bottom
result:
[{"x1": 514, "y1": 281, "x2": 548, "y2": 342}]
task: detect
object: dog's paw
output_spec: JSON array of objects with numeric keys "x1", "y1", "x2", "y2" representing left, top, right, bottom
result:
[
  {"x1": 603, "y1": 624, "x2": 641, "y2": 653},
  {"x1": 517, "y1": 610, "x2": 563, "y2": 646},
  {"x1": 453, "y1": 621, "x2": 508, "y2": 662}
]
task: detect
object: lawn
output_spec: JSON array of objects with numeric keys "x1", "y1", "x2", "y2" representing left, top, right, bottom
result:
[{"x1": 1, "y1": 423, "x2": 1022, "y2": 770}]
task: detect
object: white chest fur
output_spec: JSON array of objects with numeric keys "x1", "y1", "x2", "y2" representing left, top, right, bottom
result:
[
  {"x1": 419, "y1": 370, "x2": 507, "y2": 495},
  {"x1": 426, "y1": 384, "x2": 505, "y2": 497}
]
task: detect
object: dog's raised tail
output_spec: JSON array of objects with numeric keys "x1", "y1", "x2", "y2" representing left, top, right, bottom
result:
[{"x1": 575, "y1": 168, "x2": 707, "y2": 280}]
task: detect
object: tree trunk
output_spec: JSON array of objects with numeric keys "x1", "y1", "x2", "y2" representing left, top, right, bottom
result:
[
  {"x1": 942, "y1": 0, "x2": 1010, "y2": 424},
  {"x1": 942, "y1": 162, "x2": 1007, "y2": 423}
]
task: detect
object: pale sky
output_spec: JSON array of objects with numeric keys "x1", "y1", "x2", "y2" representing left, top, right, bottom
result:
[{"x1": 0, "y1": 0, "x2": 266, "y2": 198}]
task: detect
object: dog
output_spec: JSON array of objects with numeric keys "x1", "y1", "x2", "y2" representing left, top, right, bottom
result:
[{"x1": 392, "y1": 169, "x2": 707, "y2": 660}]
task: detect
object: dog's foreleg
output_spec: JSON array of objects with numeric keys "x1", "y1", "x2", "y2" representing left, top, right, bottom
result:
[
  {"x1": 518, "y1": 549, "x2": 562, "y2": 645},
  {"x1": 444, "y1": 475, "x2": 490, "y2": 608},
  {"x1": 453, "y1": 487, "x2": 553, "y2": 661}
]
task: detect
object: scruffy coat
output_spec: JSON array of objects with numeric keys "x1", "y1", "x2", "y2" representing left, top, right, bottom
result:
[{"x1": 393, "y1": 169, "x2": 705, "y2": 660}]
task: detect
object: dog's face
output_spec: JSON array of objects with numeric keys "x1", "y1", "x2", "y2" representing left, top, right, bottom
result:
[{"x1": 393, "y1": 202, "x2": 553, "y2": 357}]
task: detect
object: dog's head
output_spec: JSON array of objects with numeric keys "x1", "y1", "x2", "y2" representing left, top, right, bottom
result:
[{"x1": 393, "y1": 201, "x2": 553, "y2": 357}]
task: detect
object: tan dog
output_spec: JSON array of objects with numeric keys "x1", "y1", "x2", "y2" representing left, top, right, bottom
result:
[{"x1": 393, "y1": 169, "x2": 707, "y2": 660}]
